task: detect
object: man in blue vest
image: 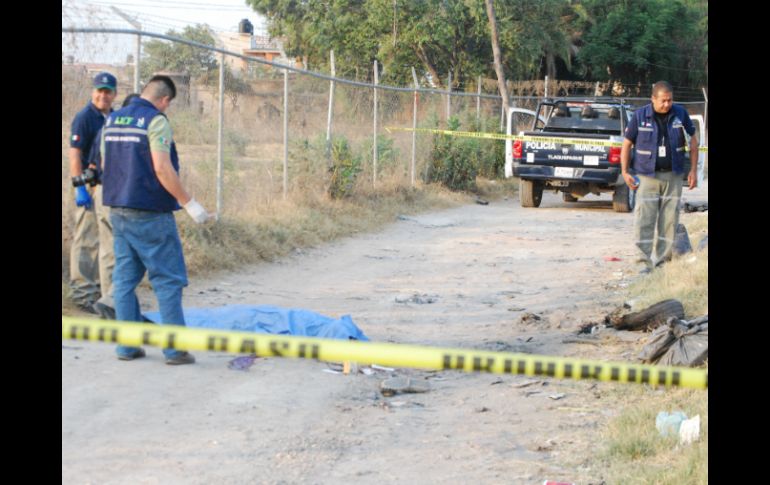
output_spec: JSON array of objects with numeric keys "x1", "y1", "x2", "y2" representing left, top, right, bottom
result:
[
  {"x1": 68, "y1": 72, "x2": 117, "y2": 314},
  {"x1": 620, "y1": 81, "x2": 698, "y2": 273},
  {"x1": 101, "y1": 75, "x2": 210, "y2": 365}
]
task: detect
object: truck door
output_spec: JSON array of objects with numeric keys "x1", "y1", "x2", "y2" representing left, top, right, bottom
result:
[
  {"x1": 689, "y1": 115, "x2": 706, "y2": 185},
  {"x1": 505, "y1": 107, "x2": 541, "y2": 178}
]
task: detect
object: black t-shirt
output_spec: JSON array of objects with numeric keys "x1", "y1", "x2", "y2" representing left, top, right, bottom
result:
[{"x1": 654, "y1": 112, "x2": 672, "y2": 171}]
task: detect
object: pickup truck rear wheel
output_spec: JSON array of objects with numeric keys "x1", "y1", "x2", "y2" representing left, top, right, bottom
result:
[
  {"x1": 520, "y1": 179, "x2": 543, "y2": 207},
  {"x1": 613, "y1": 183, "x2": 635, "y2": 212}
]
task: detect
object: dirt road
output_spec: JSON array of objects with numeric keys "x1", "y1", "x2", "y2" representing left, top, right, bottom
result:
[{"x1": 62, "y1": 185, "x2": 707, "y2": 484}]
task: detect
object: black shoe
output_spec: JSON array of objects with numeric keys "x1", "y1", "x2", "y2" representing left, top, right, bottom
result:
[
  {"x1": 92, "y1": 302, "x2": 116, "y2": 320},
  {"x1": 117, "y1": 348, "x2": 146, "y2": 361},
  {"x1": 165, "y1": 351, "x2": 195, "y2": 365},
  {"x1": 76, "y1": 303, "x2": 98, "y2": 315}
]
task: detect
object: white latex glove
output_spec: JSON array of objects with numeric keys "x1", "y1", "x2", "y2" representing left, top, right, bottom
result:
[{"x1": 184, "y1": 198, "x2": 209, "y2": 224}]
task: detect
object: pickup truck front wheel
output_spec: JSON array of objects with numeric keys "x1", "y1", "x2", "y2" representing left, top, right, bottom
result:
[
  {"x1": 520, "y1": 179, "x2": 544, "y2": 207},
  {"x1": 612, "y1": 183, "x2": 635, "y2": 213}
]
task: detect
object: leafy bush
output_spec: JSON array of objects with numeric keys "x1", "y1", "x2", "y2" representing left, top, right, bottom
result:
[
  {"x1": 328, "y1": 136, "x2": 362, "y2": 199},
  {"x1": 425, "y1": 116, "x2": 477, "y2": 191}
]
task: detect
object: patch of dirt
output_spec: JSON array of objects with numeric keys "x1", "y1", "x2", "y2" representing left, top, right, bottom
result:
[{"x1": 62, "y1": 184, "x2": 707, "y2": 484}]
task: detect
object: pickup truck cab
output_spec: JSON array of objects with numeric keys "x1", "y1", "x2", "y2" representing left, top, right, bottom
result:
[{"x1": 505, "y1": 98, "x2": 635, "y2": 212}]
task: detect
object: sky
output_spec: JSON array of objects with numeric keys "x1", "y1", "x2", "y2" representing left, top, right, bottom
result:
[{"x1": 62, "y1": 0, "x2": 268, "y2": 64}]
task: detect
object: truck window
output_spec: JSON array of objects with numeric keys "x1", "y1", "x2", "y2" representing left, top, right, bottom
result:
[{"x1": 544, "y1": 106, "x2": 622, "y2": 135}]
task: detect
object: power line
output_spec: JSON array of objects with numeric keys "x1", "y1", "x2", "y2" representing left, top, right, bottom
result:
[{"x1": 91, "y1": 1, "x2": 251, "y2": 11}]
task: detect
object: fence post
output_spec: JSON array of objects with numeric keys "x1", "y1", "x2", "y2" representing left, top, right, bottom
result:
[
  {"x1": 476, "y1": 75, "x2": 481, "y2": 123},
  {"x1": 326, "y1": 50, "x2": 335, "y2": 157},
  {"x1": 373, "y1": 60, "x2": 379, "y2": 188},
  {"x1": 109, "y1": 7, "x2": 141, "y2": 93},
  {"x1": 411, "y1": 67, "x2": 419, "y2": 188},
  {"x1": 702, "y1": 87, "x2": 708, "y2": 181},
  {"x1": 446, "y1": 72, "x2": 452, "y2": 120},
  {"x1": 216, "y1": 51, "x2": 224, "y2": 218},
  {"x1": 283, "y1": 68, "x2": 289, "y2": 199}
]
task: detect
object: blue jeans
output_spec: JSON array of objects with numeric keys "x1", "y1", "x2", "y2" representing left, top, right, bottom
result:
[{"x1": 110, "y1": 208, "x2": 189, "y2": 358}]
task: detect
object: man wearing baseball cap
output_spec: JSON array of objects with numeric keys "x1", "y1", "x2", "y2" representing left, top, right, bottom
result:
[{"x1": 67, "y1": 71, "x2": 117, "y2": 316}]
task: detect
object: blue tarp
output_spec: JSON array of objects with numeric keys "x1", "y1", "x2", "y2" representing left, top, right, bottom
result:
[{"x1": 144, "y1": 304, "x2": 369, "y2": 341}]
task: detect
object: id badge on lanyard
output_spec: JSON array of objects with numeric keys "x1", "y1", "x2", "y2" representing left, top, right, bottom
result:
[{"x1": 659, "y1": 136, "x2": 666, "y2": 157}]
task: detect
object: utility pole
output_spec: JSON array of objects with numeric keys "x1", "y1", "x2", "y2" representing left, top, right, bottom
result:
[{"x1": 110, "y1": 6, "x2": 141, "y2": 93}]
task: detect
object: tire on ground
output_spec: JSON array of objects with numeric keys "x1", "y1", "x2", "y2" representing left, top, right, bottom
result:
[
  {"x1": 520, "y1": 179, "x2": 544, "y2": 207},
  {"x1": 612, "y1": 183, "x2": 635, "y2": 213}
]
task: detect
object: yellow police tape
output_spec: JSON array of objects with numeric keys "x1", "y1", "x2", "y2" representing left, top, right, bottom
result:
[
  {"x1": 62, "y1": 316, "x2": 707, "y2": 390},
  {"x1": 384, "y1": 126, "x2": 709, "y2": 152}
]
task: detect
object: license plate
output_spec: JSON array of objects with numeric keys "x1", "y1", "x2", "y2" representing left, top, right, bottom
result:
[
  {"x1": 554, "y1": 167, "x2": 574, "y2": 178},
  {"x1": 584, "y1": 155, "x2": 599, "y2": 166}
]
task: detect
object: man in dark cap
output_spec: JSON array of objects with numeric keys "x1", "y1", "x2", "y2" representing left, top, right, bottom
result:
[{"x1": 67, "y1": 71, "x2": 117, "y2": 314}]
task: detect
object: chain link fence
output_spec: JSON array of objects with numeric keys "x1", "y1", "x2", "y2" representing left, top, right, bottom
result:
[{"x1": 62, "y1": 28, "x2": 707, "y2": 221}]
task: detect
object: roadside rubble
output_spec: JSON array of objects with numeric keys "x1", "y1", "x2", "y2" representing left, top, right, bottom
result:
[{"x1": 638, "y1": 315, "x2": 708, "y2": 366}]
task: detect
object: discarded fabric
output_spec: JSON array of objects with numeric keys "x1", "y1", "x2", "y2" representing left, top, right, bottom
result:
[{"x1": 144, "y1": 304, "x2": 369, "y2": 341}]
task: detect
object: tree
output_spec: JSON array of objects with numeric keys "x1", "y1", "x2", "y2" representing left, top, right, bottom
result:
[
  {"x1": 576, "y1": 0, "x2": 706, "y2": 89},
  {"x1": 485, "y1": 0, "x2": 509, "y2": 109},
  {"x1": 140, "y1": 24, "x2": 218, "y2": 81}
]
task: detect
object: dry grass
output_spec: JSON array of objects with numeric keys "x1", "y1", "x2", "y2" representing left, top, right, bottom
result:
[
  {"x1": 626, "y1": 213, "x2": 708, "y2": 317},
  {"x1": 597, "y1": 213, "x2": 708, "y2": 484},
  {"x1": 177, "y1": 183, "x2": 467, "y2": 276},
  {"x1": 597, "y1": 387, "x2": 708, "y2": 485}
]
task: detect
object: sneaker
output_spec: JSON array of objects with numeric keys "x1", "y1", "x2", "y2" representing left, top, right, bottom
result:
[
  {"x1": 165, "y1": 351, "x2": 195, "y2": 365},
  {"x1": 92, "y1": 302, "x2": 116, "y2": 320},
  {"x1": 117, "y1": 347, "x2": 146, "y2": 361}
]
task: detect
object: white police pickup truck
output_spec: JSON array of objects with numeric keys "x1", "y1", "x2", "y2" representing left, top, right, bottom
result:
[{"x1": 504, "y1": 98, "x2": 706, "y2": 212}]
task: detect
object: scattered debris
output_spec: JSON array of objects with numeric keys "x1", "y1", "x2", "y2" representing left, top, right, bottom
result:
[
  {"x1": 519, "y1": 312, "x2": 542, "y2": 324},
  {"x1": 534, "y1": 439, "x2": 558, "y2": 452},
  {"x1": 371, "y1": 364, "x2": 395, "y2": 372},
  {"x1": 683, "y1": 200, "x2": 708, "y2": 212},
  {"x1": 697, "y1": 234, "x2": 708, "y2": 251},
  {"x1": 656, "y1": 410, "x2": 688, "y2": 437},
  {"x1": 603, "y1": 256, "x2": 622, "y2": 262},
  {"x1": 395, "y1": 293, "x2": 439, "y2": 304},
  {"x1": 343, "y1": 361, "x2": 359, "y2": 374},
  {"x1": 524, "y1": 390, "x2": 545, "y2": 397},
  {"x1": 548, "y1": 393, "x2": 566, "y2": 400},
  {"x1": 228, "y1": 354, "x2": 258, "y2": 371},
  {"x1": 638, "y1": 315, "x2": 708, "y2": 366},
  {"x1": 513, "y1": 379, "x2": 542, "y2": 389},
  {"x1": 490, "y1": 378, "x2": 504, "y2": 385},
  {"x1": 679, "y1": 415, "x2": 701, "y2": 445},
  {"x1": 475, "y1": 406, "x2": 491, "y2": 413},
  {"x1": 475, "y1": 198, "x2": 490, "y2": 205},
  {"x1": 561, "y1": 337, "x2": 600, "y2": 346},
  {"x1": 608, "y1": 299, "x2": 685, "y2": 331},
  {"x1": 673, "y1": 223, "x2": 693, "y2": 255},
  {"x1": 380, "y1": 376, "x2": 431, "y2": 396}
]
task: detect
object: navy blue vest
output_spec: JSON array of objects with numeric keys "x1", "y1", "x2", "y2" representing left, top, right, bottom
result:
[
  {"x1": 630, "y1": 104, "x2": 692, "y2": 176},
  {"x1": 102, "y1": 98, "x2": 181, "y2": 212}
]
